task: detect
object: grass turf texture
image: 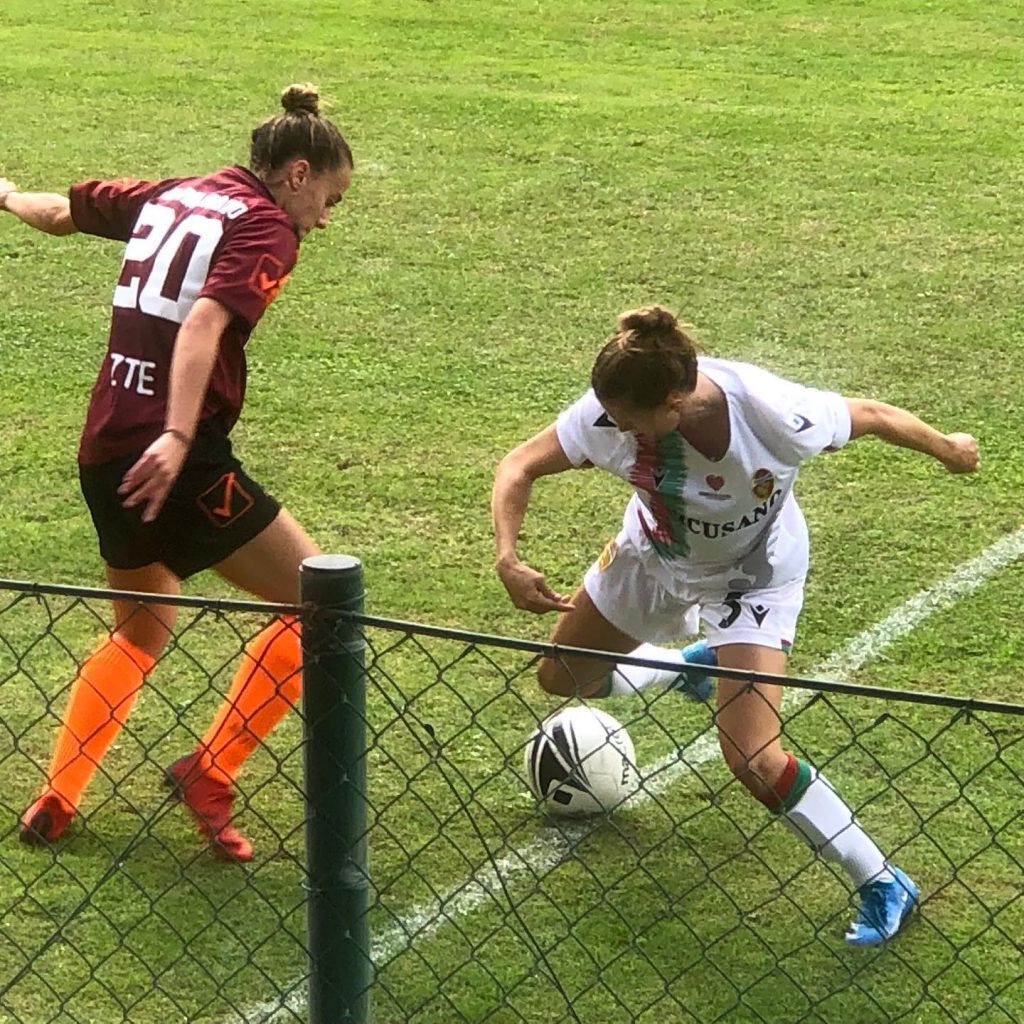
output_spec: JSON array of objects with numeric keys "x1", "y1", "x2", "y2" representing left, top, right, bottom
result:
[{"x1": 1, "y1": 0, "x2": 1022, "y2": 1021}]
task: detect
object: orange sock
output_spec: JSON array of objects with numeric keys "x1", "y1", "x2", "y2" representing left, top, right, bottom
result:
[
  {"x1": 44, "y1": 634, "x2": 155, "y2": 810},
  {"x1": 198, "y1": 616, "x2": 301, "y2": 785}
]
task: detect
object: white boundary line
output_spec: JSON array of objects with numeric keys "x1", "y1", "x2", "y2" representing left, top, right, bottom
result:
[{"x1": 230, "y1": 527, "x2": 1024, "y2": 1023}]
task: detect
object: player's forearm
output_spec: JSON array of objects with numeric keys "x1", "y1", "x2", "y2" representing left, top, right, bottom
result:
[
  {"x1": 492, "y1": 462, "x2": 534, "y2": 567},
  {"x1": 164, "y1": 324, "x2": 222, "y2": 442},
  {"x1": 0, "y1": 190, "x2": 77, "y2": 235},
  {"x1": 164, "y1": 299, "x2": 233, "y2": 442},
  {"x1": 493, "y1": 427, "x2": 575, "y2": 565},
  {"x1": 848, "y1": 399, "x2": 955, "y2": 462}
]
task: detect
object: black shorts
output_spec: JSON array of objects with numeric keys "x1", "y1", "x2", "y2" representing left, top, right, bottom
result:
[{"x1": 79, "y1": 421, "x2": 281, "y2": 580}]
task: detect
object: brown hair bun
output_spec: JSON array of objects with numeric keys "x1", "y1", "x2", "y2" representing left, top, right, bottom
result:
[
  {"x1": 617, "y1": 305, "x2": 678, "y2": 335},
  {"x1": 281, "y1": 83, "x2": 320, "y2": 116}
]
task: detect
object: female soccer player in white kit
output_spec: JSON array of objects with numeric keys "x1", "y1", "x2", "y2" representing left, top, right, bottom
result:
[{"x1": 492, "y1": 305, "x2": 978, "y2": 945}]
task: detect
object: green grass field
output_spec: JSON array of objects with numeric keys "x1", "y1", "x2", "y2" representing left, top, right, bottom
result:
[{"x1": 1, "y1": 1, "x2": 1023, "y2": 1021}]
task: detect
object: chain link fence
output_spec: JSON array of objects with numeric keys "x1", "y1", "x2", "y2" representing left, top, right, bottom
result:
[{"x1": 0, "y1": 573, "x2": 1021, "y2": 1024}]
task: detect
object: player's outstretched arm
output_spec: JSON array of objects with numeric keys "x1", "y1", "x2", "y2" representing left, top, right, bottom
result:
[
  {"x1": 846, "y1": 398, "x2": 979, "y2": 474},
  {"x1": 493, "y1": 424, "x2": 577, "y2": 613},
  {"x1": 0, "y1": 178, "x2": 76, "y2": 235}
]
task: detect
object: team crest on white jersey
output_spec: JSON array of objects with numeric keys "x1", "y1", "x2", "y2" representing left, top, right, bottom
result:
[{"x1": 752, "y1": 468, "x2": 775, "y2": 500}]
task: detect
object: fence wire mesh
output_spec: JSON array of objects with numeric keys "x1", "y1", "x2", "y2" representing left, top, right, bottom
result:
[{"x1": 0, "y1": 579, "x2": 1021, "y2": 1024}]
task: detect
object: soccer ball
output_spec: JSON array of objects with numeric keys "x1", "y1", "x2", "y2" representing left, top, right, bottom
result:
[{"x1": 523, "y1": 706, "x2": 637, "y2": 816}]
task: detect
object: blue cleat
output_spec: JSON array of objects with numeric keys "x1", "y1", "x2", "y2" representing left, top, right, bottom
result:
[
  {"x1": 845, "y1": 866, "x2": 918, "y2": 946},
  {"x1": 672, "y1": 640, "x2": 716, "y2": 702}
]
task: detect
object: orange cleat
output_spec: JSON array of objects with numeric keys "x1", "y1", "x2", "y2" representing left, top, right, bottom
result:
[
  {"x1": 165, "y1": 752, "x2": 253, "y2": 863},
  {"x1": 19, "y1": 793, "x2": 75, "y2": 846}
]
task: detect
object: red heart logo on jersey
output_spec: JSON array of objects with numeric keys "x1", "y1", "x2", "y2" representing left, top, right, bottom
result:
[{"x1": 706, "y1": 475, "x2": 725, "y2": 491}]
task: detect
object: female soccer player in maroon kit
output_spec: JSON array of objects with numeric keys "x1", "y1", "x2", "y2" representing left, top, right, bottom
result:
[{"x1": 0, "y1": 84, "x2": 352, "y2": 861}]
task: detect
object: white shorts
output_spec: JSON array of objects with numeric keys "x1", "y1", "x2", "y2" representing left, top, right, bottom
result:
[{"x1": 583, "y1": 528, "x2": 805, "y2": 652}]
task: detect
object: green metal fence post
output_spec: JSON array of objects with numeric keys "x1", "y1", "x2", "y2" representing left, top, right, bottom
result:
[{"x1": 300, "y1": 554, "x2": 370, "y2": 1024}]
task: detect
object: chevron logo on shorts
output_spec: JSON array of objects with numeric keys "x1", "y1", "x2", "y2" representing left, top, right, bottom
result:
[{"x1": 197, "y1": 471, "x2": 255, "y2": 528}]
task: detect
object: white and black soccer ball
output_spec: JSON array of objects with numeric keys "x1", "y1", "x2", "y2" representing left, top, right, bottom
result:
[{"x1": 523, "y1": 706, "x2": 637, "y2": 816}]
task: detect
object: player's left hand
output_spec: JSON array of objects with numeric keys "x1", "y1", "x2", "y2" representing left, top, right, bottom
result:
[
  {"x1": 118, "y1": 431, "x2": 190, "y2": 523},
  {"x1": 497, "y1": 559, "x2": 576, "y2": 614},
  {"x1": 941, "y1": 433, "x2": 979, "y2": 474}
]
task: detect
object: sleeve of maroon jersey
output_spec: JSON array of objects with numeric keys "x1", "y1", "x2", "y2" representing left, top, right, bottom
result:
[
  {"x1": 68, "y1": 178, "x2": 173, "y2": 241},
  {"x1": 200, "y1": 214, "x2": 299, "y2": 328}
]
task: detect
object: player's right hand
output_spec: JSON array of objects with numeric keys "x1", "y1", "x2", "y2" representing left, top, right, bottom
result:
[
  {"x1": 118, "y1": 431, "x2": 190, "y2": 523},
  {"x1": 942, "y1": 432, "x2": 979, "y2": 474},
  {"x1": 0, "y1": 178, "x2": 18, "y2": 209},
  {"x1": 496, "y1": 560, "x2": 576, "y2": 614}
]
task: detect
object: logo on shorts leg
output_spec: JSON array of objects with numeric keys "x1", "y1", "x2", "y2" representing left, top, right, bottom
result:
[
  {"x1": 597, "y1": 539, "x2": 618, "y2": 572},
  {"x1": 197, "y1": 471, "x2": 255, "y2": 528}
]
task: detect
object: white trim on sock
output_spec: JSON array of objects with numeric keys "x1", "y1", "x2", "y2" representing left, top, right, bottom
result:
[
  {"x1": 781, "y1": 771, "x2": 894, "y2": 889},
  {"x1": 605, "y1": 644, "x2": 687, "y2": 695}
]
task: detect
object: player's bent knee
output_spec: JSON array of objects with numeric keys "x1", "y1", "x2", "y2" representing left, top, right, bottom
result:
[
  {"x1": 114, "y1": 613, "x2": 175, "y2": 662},
  {"x1": 720, "y1": 741, "x2": 786, "y2": 796},
  {"x1": 537, "y1": 659, "x2": 576, "y2": 697}
]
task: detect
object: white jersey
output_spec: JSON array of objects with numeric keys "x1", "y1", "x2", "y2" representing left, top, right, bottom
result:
[{"x1": 555, "y1": 357, "x2": 852, "y2": 585}]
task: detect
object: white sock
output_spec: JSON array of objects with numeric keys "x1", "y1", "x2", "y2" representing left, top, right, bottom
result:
[
  {"x1": 781, "y1": 770, "x2": 894, "y2": 889},
  {"x1": 605, "y1": 644, "x2": 688, "y2": 695}
]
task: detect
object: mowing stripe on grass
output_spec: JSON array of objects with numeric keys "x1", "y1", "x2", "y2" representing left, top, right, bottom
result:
[{"x1": 231, "y1": 526, "x2": 1024, "y2": 1024}]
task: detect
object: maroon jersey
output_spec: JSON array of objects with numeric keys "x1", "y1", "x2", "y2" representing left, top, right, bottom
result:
[{"x1": 70, "y1": 166, "x2": 299, "y2": 464}]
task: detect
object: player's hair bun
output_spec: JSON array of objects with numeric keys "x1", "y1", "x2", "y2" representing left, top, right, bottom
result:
[
  {"x1": 617, "y1": 305, "x2": 678, "y2": 335},
  {"x1": 281, "y1": 83, "x2": 320, "y2": 116}
]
